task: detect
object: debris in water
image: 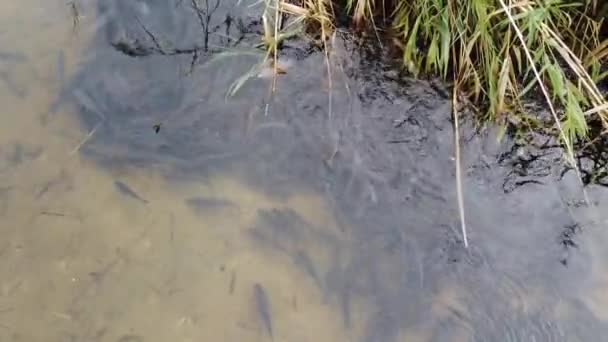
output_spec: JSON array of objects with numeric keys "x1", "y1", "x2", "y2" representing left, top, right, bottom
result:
[
  {"x1": 257, "y1": 59, "x2": 292, "y2": 79},
  {"x1": 153, "y1": 123, "x2": 161, "y2": 134},
  {"x1": 253, "y1": 283, "x2": 273, "y2": 340},
  {"x1": 114, "y1": 181, "x2": 149, "y2": 204}
]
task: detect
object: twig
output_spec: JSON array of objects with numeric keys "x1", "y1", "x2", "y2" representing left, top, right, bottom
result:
[
  {"x1": 134, "y1": 16, "x2": 166, "y2": 54},
  {"x1": 453, "y1": 87, "x2": 468, "y2": 248},
  {"x1": 191, "y1": 0, "x2": 221, "y2": 51},
  {"x1": 191, "y1": 0, "x2": 208, "y2": 35}
]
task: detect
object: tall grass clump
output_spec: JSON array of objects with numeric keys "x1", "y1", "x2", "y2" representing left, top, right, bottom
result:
[{"x1": 392, "y1": 0, "x2": 607, "y2": 152}]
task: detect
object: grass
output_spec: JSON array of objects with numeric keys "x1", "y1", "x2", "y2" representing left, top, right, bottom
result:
[
  {"x1": 210, "y1": 0, "x2": 335, "y2": 110},
  {"x1": 394, "y1": 0, "x2": 606, "y2": 146},
  {"x1": 249, "y1": 0, "x2": 607, "y2": 150}
]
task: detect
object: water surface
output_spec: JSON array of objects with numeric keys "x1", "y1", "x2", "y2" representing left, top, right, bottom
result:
[{"x1": 2, "y1": 1, "x2": 608, "y2": 341}]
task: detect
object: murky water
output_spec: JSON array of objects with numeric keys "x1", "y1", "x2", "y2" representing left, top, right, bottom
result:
[{"x1": 2, "y1": 0, "x2": 608, "y2": 341}]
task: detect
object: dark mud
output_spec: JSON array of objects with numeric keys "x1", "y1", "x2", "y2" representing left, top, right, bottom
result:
[{"x1": 57, "y1": 0, "x2": 608, "y2": 340}]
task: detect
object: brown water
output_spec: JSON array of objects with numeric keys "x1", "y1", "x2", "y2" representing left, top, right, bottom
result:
[{"x1": 3, "y1": 1, "x2": 608, "y2": 341}]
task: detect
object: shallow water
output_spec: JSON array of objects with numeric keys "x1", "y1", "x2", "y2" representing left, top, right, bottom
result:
[{"x1": 2, "y1": 0, "x2": 608, "y2": 341}]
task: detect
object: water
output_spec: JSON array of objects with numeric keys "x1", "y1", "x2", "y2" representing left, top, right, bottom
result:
[{"x1": 2, "y1": 0, "x2": 608, "y2": 341}]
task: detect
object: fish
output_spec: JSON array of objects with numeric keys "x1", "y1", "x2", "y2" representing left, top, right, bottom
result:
[
  {"x1": 73, "y1": 89, "x2": 105, "y2": 120},
  {"x1": 8, "y1": 144, "x2": 42, "y2": 165},
  {"x1": 253, "y1": 283, "x2": 273, "y2": 340},
  {"x1": 0, "y1": 71, "x2": 27, "y2": 98},
  {"x1": 0, "y1": 186, "x2": 12, "y2": 216},
  {"x1": 56, "y1": 51, "x2": 65, "y2": 86},
  {"x1": 185, "y1": 197, "x2": 236, "y2": 212},
  {"x1": 114, "y1": 181, "x2": 148, "y2": 204},
  {"x1": 293, "y1": 251, "x2": 321, "y2": 289},
  {"x1": 36, "y1": 171, "x2": 68, "y2": 199},
  {"x1": 0, "y1": 51, "x2": 26, "y2": 63},
  {"x1": 341, "y1": 288, "x2": 351, "y2": 329}
]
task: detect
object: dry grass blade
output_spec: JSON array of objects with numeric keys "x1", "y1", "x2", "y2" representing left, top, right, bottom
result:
[
  {"x1": 453, "y1": 86, "x2": 469, "y2": 248},
  {"x1": 273, "y1": 0, "x2": 281, "y2": 92},
  {"x1": 586, "y1": 39, "x2": 608, "y2": 65},
  {"x1": 280, "y1": 1, "x2": 309, "y2": 15},
  {"x1": 585, "y1": 103, "x2": 608, "y2": 116}
]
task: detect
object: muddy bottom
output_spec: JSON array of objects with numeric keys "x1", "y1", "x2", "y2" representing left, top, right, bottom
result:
[{"x1": 2, "y1": 0, "x2": 608, "y2": 341}]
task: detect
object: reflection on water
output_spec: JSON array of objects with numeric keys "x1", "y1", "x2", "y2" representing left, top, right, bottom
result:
[{"x1": 2, "y1": 0, "x2": 608, "y2": 341}]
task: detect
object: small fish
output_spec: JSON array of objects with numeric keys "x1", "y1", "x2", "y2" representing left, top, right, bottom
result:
[
  {"x1": 56, "y1": 51, "x2": 65, "y2": 86},
  {"x1": 185, "y1": 197, "x2": 236, "y2": 212},
  {"x1": 253, "y1": 283, "x2": 273, "y2": 340},
  {"x1": 73, "y1": 89, "x2": 104, "y2": 120},
  {"x1": 0, "y1": 71, "x2": 27, "y2": 98},
  {"x1": 8, "y1": 144, "x2": 41, "y2": 165},
  {"x1": 36, "y1": 172, "x2": 67, "y2": 199},
  {"x1": 0, "y1": 51, "x2": 26, "y2": 63},
  {"x1": 40, "y1": 211, "x2": 66, "y2": 218},
  {"x1": 293, "y1": 251, "x2": 321, "y2": 289},
  {"x1": 114, "y1": 181, "x2": 148, "y2": 204},
  {"x1": 117, "y1": 335, "x2": 144, "y2": 342},
  {"x1": 0, "y1": 187, "x2": 12, "y2": 216}
]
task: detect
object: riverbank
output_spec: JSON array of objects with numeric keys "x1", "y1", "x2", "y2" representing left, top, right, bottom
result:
[{"x1": 263, "y1": 0, "x2": 607, "y2": 162}]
